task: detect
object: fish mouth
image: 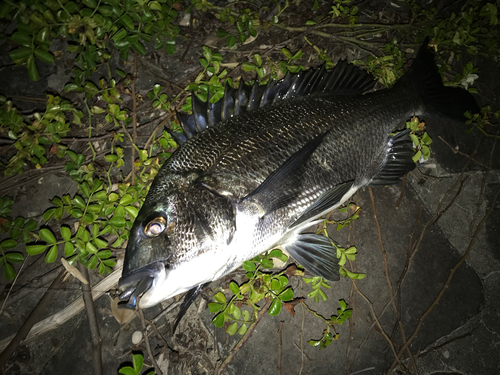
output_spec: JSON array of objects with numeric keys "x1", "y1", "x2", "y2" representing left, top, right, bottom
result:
[{"x1": 118, "y1": 263, "x2": 163, "y2": 309}]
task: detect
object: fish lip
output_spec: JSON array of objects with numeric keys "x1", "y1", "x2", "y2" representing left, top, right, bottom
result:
[{"x1": 118, "y1": 263, "x2": 164, "y2": 309}]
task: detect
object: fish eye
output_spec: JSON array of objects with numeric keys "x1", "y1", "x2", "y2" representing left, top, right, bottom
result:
[{"x1": 144, "y1": 217, "x2": 167, "y2": 237}]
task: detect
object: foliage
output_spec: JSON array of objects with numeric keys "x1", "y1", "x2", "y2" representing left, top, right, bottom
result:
[
  {"x1": 406, "y1": 117, "x2": 433, "y2": 163},
  {"x1": 1, "y1": 0, "x2": 179, "y2": 82},
  {"x1": 0, "y1": 96, "x2": 83, "y2": 175},
  {"x1": 118, "y1": 353, "x2": 154, "y2": 375},
  {"x1": 209, "y1": 249, "x2": 296, "y2": 336}
]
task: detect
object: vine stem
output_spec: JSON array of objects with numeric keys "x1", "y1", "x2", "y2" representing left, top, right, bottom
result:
[{"x1": 216, "y1": 299, "x2": 272, "y2": 375}]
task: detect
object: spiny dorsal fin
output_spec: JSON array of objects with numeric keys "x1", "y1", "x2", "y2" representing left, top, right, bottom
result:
[{"x1": 172, "y1": 62, "x2": 376, "y2": 143}]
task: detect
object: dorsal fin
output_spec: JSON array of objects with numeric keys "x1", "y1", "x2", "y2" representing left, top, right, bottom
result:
[{"x1": 172, "y1": 62, "x2": 376, "y2": 144}]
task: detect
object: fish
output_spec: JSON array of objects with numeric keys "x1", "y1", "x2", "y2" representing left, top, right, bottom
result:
[{"x1": 118, "y1": 38, "x2": 479, "y2": 328}]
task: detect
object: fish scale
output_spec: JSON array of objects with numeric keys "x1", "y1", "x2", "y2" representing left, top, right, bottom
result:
[{"x1": 118, "y1": 39, "x2": 479, "y2": 331}]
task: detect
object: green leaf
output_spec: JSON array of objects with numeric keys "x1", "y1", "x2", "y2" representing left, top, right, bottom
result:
[
  {"x1": 217, "y1": 28, "x2": 229, "y2": 38},
  {"x1": 242, "y1": 260, "x2": 256, "y2": 272},
  {"x1": 306, "y1": 20, "x2": 317, "y2": 25},
  {"x1": 226, "y1": 322, "x2": 238, "y2": 335},
  {"x1": 39, "y1": 228, "x2": 57, "y2": 244},
  {"x1": 237, "y1": 324, "x2": 247, "y2": 335},
  {"x1": 412, "y1": 150, "x2": 422, "y2": 163},
  {"x1": 119, "y1": 194, "x2": 134, "y2": 206},
  {"x1": 61, "y1": 226, "x2": 71, "y2": 241},
  {"x1": 45, "y1": 245, "x2": 58, "y2": 263},
  {"x1": 214, "y1": 291, "x2": 227, "y2": 304},
  {"x1": 132, "y1": 353, "x2": 143, "y2": 373},
  {"x1": 268, "y1": 298, "x2": 282, "y2": 316},
  {"x1": 4, "y1": 263, "x2": 15, "y2": 280},
  {"x1": 26, "y1": 244, "x2": 47, "y2": 255},
  {"x1": 278, "y1": 288, "x2": 294, "y2": 301},
  {"x1": 208, "y1": 302, "x2": 222, "y2": 313},
  {"x1": 212, "y1": 313, "x2": 225, "y2": 328},
  {"x1": 10, "y1": 47, "x2": 32, "y2": 61},
  {"x1": 5, "y1": 252, "x2": 24, "y2": 263},
  {"x1": 118, "y1": 367, "x2": 136, "y2": 375},
  {"x1": 242, "y1": 62, "x2": 256, "y2": 72},
  {"x1": 86, "y1": 242, "x2": 98, "y2": 254},
  {"x1": 94, "y1": 238, "x2": 108, "y2": 249},
  {"x1": 229, "y1": 281, "x2": 239, "y2": 295},
  {"x1": 34, "y1": 49, "x2": 54, "y2": 64},
  {"x1": 64, "y1": 242, "x2": 75, "y2": 256},
  {"x1": 121, "y1": 14, "x2": 135, "y2": 30},
  {"x1": 27, "y1": 55, "x2": 39, "y2": 81},
  {"x1": 1, "y1": 239, "x2": 17, "y2": 249}
]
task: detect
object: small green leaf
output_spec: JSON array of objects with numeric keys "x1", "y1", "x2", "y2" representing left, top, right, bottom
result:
[
  {"x1": 242, "y1": 261, "x2": 256, "y2": 272},
  {"x1": 208, "y1": 302, "x2": 222, "y2": 313},
  {"x1": 268, "y1": 298, "x2": 282, "y2": 316},
  {"x1": 4, "y1": 263, "x2": 15, "y2": 280},
  {"x1": 45, "y1": 245, "x2": 58, "y2": 263},
  {"x1": 26, "y1": 244, "x2": 48, "y2": 255},
  {"x1": 61, "y1": 226, "x2": 71, "y2": 241},
  {"x1": 34, "y1": 49, "x2": 54, "y2": 64},
  {"x1": 39, "y1": 228, "x2": 57, "y2": 244},
  {"x1": 86, "y1": 242, "x2": 98, "y2": 254},
  {"x1": 132, "y1": 353, "x2": 144, "y2": 373},
  {"x1": 237, "y1": 323, "x2": 247, "y2": 335},
  {"x1": 214, "y1": 291, "x2": 226, "y2": 304},
  {"x1": 5, "y1": 252, "x2": 24, "y2": 263},
  {"x1": 212, "y1": 313, "x2": 225, "y2": 328},
  {"x1": 226, "y1": 322, "x2": 238, "y2": 335},
  {"x1": 1, "y1": 239, "x2": 17, "y2": 249},
  {"x1": 229, "y1": 281, "x2": 239, "y2": 295},
  {"x1": 64, "y1": 242, "x2": 75, "y2": 256}
]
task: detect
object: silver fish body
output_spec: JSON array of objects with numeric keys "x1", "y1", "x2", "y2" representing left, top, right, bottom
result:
[{"x1": 118, "y1": 39, "x2": 478, "y2": 314}]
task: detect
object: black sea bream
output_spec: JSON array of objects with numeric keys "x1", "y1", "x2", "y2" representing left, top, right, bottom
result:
[{"x1": 118, "y1": 38, "x2": 478, "y2": 325}]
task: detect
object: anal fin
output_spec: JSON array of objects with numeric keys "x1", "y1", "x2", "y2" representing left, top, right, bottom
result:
[
  {"x1": 282, "y1": 234, "x2": 340, "y2": 281},
  {"x1": 369, "y1": 129, "x2": 416, "y2": 186}
]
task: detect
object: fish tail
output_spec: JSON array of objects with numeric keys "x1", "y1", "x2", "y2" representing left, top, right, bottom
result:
[{"x1": 402, "y1": 37, "x2": 480, "y2": 122}]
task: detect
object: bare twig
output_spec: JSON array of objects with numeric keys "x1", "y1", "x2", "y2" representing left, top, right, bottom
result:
[
  {"x1": 217, "y1": 300, "x2": 272, "y2": 374},
  {"x1": 77, "y1": 264, "x2": 103, "y2": 375},
  {"x1": 278, "y1": 321, "x2": 284, "y2": 375},
  {"x1": 131, "y1": 51, "x2": 138, "y2": 186},
  {"x1": 138, "y1": 309, "x2": 163, "y2": 375},
  {"x1": 0, "y1": 269, "x2": 68, "y2": 368},
  {"x1": 388, "y1": 184, "x2": 500, "y2": 372}
]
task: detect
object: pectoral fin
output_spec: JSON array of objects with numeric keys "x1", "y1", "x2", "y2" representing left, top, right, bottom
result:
[
  {"x1": 244, "y1": 131, "x2": 329, "y2": 215},
  {"x1": 282, "y1": 234, "x2": 340, "y2": 281}
]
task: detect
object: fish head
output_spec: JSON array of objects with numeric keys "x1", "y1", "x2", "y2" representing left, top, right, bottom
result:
[{"x1": 118, "y1": 182, "x2": 236, "y2": 309}]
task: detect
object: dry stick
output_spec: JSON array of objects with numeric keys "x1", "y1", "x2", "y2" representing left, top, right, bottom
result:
[
  {"x1": 217, "y1": 300, "x2": 272, "y2": 375},
  {"x1": 77, "y1": 263, "x2": 103, "y2": 375},
  {"x1": 351, "y1": 282, "x2": 401, "y2": 365},
  {"x1": 138, "y1": 309, "x2": 163, "y2": 375},
  {"x1": 395, "y1": 173, "x2": 408, "y2": 209},
  {"x1": 0, "y1": 256, "x2": 27, "y2": 314},
  {"x1": 388, "y1": 185, "x2": 500, "y2": 373},
  {"x1": 438, "y1": 136, "x2": 491, "y2": 170},
  {"x1": 0, "y1": 269, "x2": 68, "y2": 368},
  {"x1": 298, "y1": 304, "x2": 305, "y2": 375},
  {"x1": 368, "y1": 188, "x2": 416, "y2": 372},
  {"x1": 278, "y1": 321, "x2": 284, "y2": 375},
  {"x1": 131, "y1": 51, "x2": 138, "y2": 187}
]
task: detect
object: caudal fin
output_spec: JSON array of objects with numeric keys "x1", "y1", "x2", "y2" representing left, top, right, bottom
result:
[{"x1": 401, "y1": 37, "x2": 480, "y2": 122}]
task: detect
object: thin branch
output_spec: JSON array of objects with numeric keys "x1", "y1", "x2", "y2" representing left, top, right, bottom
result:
[
  {"x1": 138, "y1": 309, "x2": 162, "y2": 375},
  {"x1": 0, "y1": 269, "x2": 68, "y2": 367},
  {"x1": 388, "y1": 184, "x2": 500, "y2": 372},
  {"x1": 131, "y1": 51, "x2": 138, "y2": 186},
  {"x1": 78, "y1": 264, "x2": 103, "y2": 375},
  {"x1": 278, "y1": 320, "x2": 284, "y2": 375},
  {"x1": 217, "y1": 300, "x2": 272, "y2": 374}
]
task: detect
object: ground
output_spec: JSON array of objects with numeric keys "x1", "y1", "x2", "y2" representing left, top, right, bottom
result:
[{"x1": 0, "y1": 1, "x2": 500, "y2": 375}]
